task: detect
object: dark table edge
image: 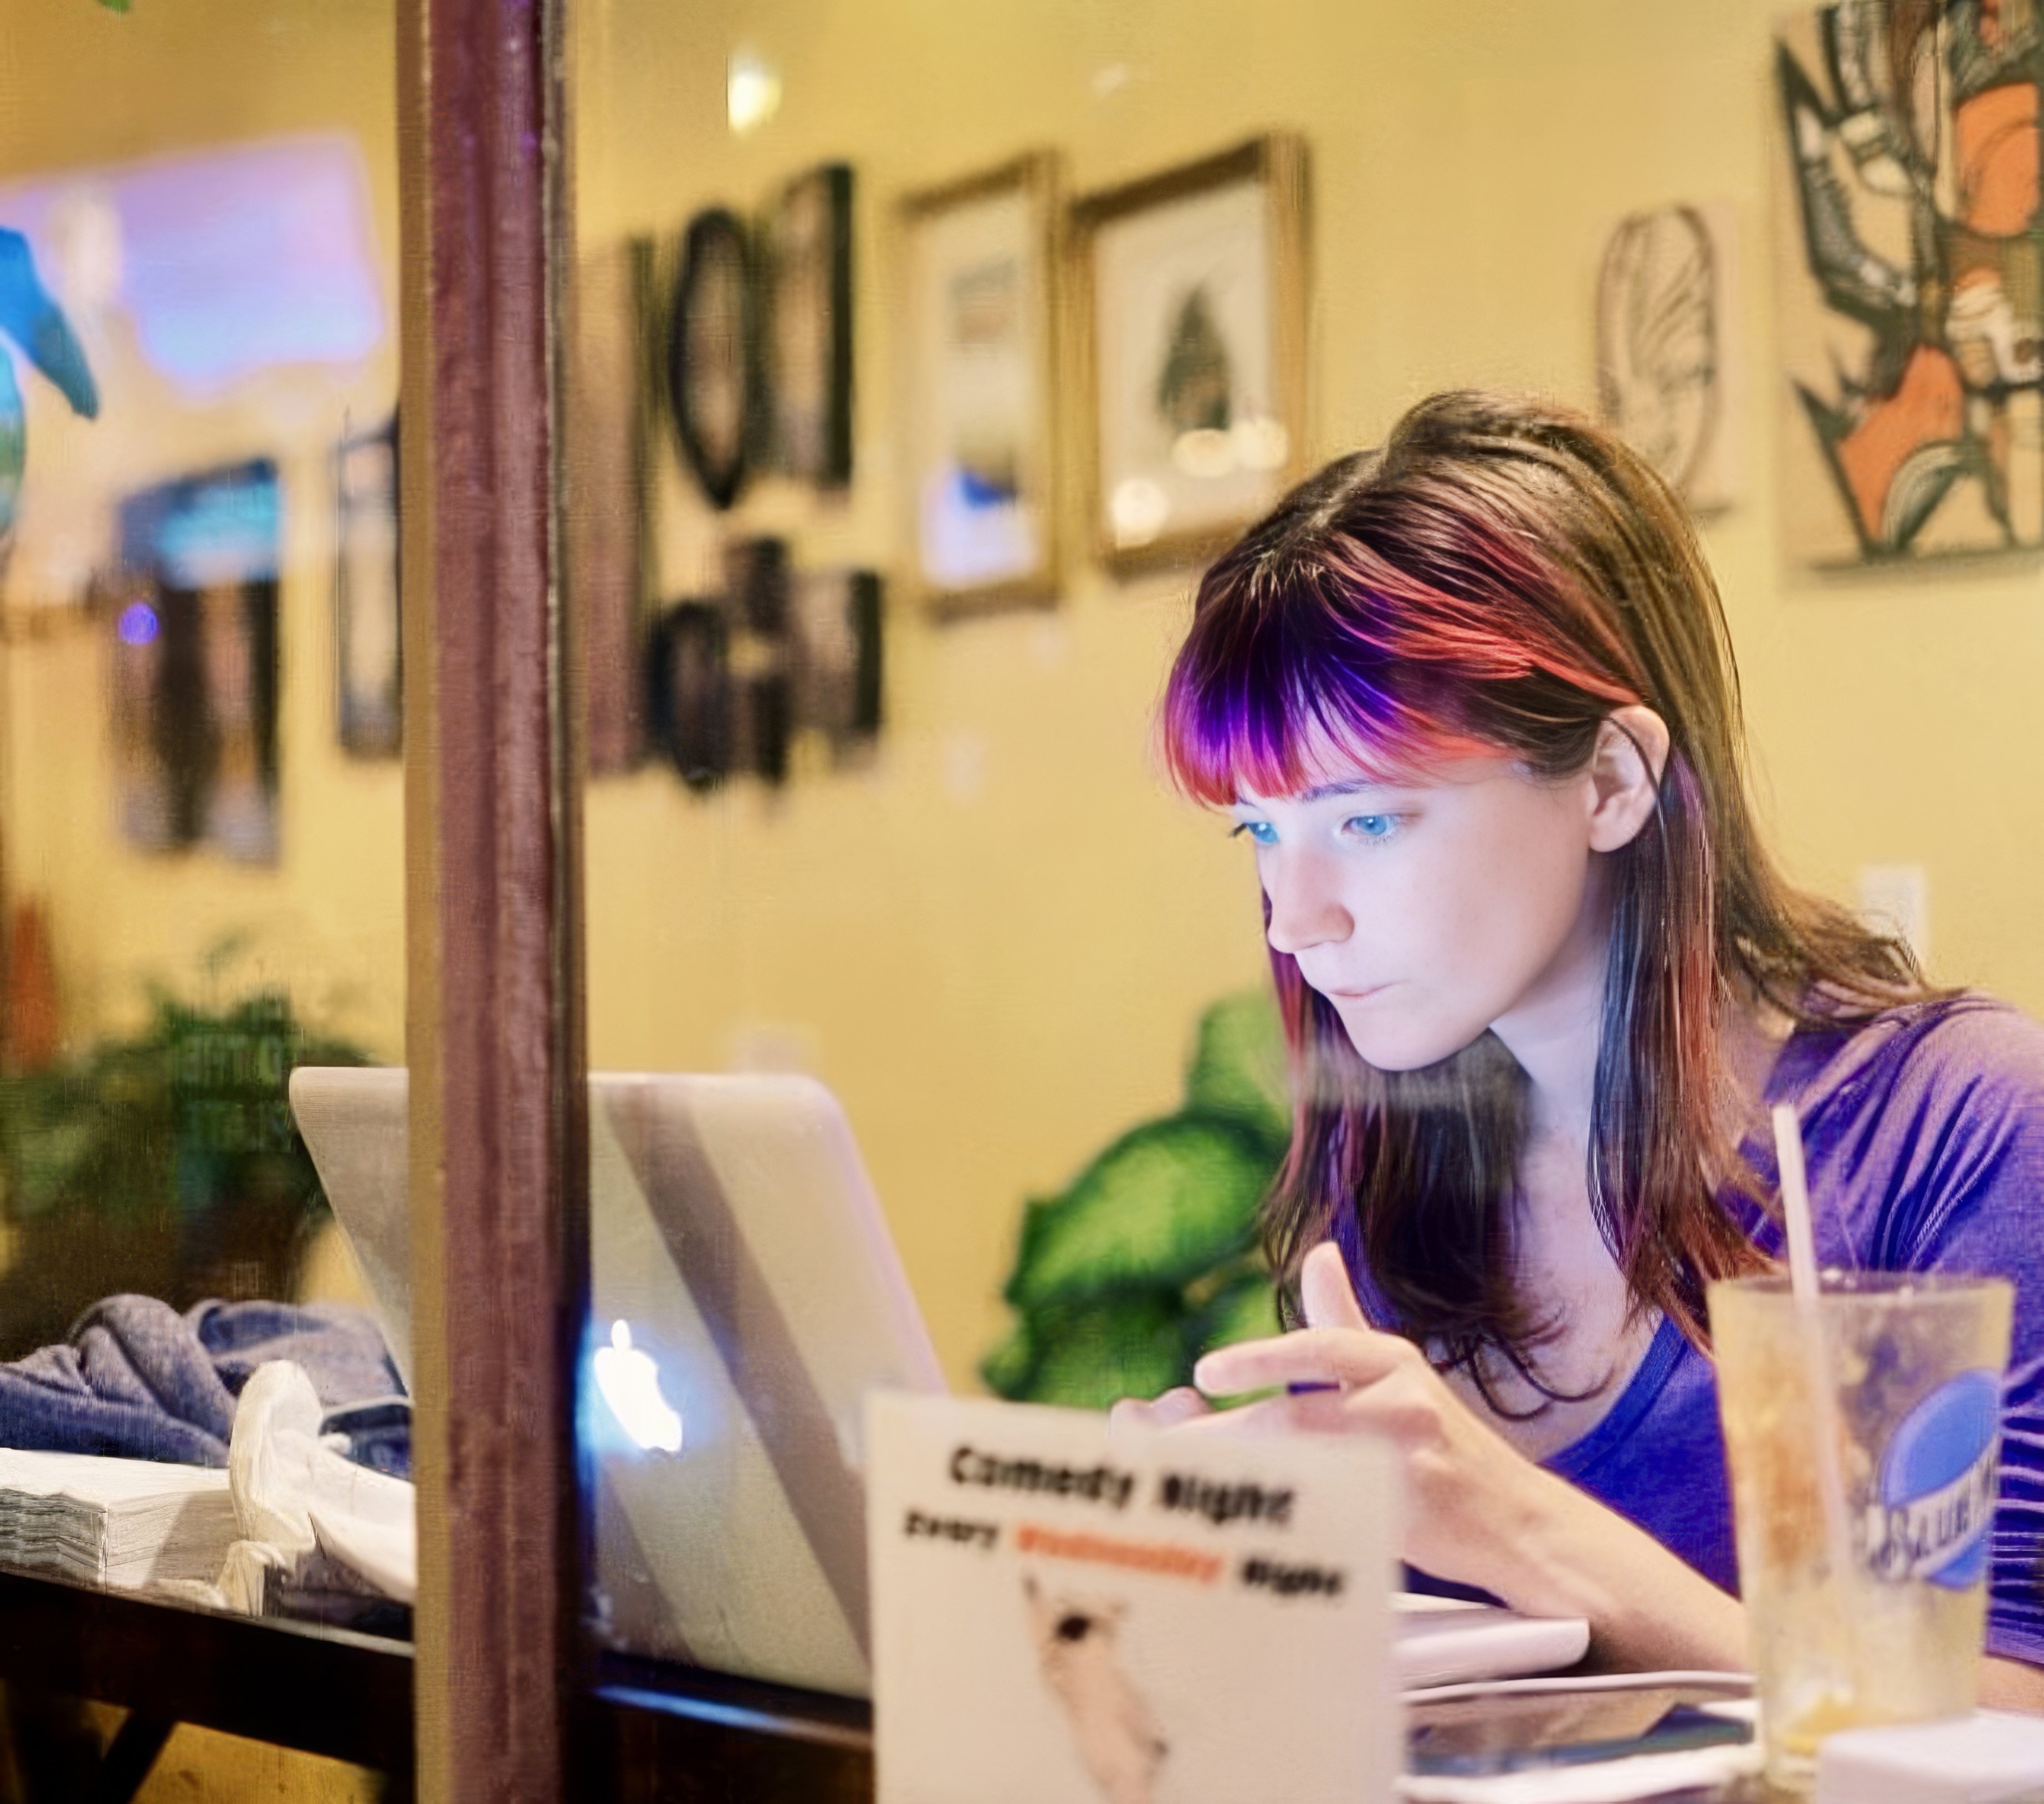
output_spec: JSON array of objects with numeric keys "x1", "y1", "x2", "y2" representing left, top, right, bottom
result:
[
  {"x1": 0, "y1": 1569, "x2": 414, "y2": 1771},
  {"x1": 584, "y1": 1655, "x2": 875, "y2": 1801},
  {"x1": 0, "y1": 1571, "x2": 880, "y2": 1791},
  {"x1": 590, "y1": 1649, "x2": 873, "y2": 1750},
  {"x1": 0, "y1": 1578, "x2": 1770, "y2": 1802},
  {"x1": 590, "y1": 1682, "x2": 873, "y2": 1753}
]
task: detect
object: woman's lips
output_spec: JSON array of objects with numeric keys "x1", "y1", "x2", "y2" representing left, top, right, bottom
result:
[{"x1": 1323, "y1": 984, "x2": 1390, "y2": 1002}]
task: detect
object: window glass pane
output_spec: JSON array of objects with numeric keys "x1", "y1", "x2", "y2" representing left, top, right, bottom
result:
[
  {"x1": 568, "y1": 0, "x2": 2044, "y2": 1708},
  {"x1": 0, "y1": 0, "x2": 407, "y2": 1764}
]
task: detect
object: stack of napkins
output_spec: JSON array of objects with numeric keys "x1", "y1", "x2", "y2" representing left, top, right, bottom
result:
[{"x1": 0, "y1": 1448, "x2": 236, "y2": 1591}]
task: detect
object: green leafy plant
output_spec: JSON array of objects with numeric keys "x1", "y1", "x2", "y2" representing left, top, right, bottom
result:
[
  {"x1": 0, "y1": 985, "x2": 366, "y2": 1225},
  {"x1": 983, "y1": 991, "x2": 1292, "y2": 1409},
  {"x1": 0, "y1": 980, "x2": 370, "y2": 1352}
]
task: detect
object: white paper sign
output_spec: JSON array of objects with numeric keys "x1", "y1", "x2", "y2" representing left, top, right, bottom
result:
[{"x1": 868, "y1": 1393, "x2": 1402, "y2": 1804}]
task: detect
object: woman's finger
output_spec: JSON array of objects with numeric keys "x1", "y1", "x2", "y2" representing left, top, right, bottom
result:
[
  {"x1": 1299, "y1": 1240, "x2": 1372, "y2": 1331},
  {"x1": 1177, "y1": 1382, "x2": 1416, "y2": 1442},
  {"x1": 1193, "y1": 1323, "x2": 1407, "y2": 1396},
  {"x1": 1108, "y1": 1386, "x2": 1211, "y2": 1434},
  {"x1": 1166, "y1": 1394, "x2": 1299, "y2": 1437}
]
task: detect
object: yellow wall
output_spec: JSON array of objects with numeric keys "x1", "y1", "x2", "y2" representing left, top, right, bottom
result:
[
  {"x1": 573, "y1": 0, "x2": 2044, "y2": 1390},
  {"x1": 0, "y1": 0, "x2": 404, "y2": 1060},
  {"x1": 6, "y1": 0, "x2": 2043, "y2": 1402}
]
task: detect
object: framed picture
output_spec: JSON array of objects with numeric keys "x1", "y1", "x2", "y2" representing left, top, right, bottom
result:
[
  {"x1": 647, "y1": 600, "x2": 730, "y2": 789},
  {"x1": 791, "y1": 569, "x2": 882, "y2": 754},
  {"x1": 1072, "y1": 134, "x2": 1309, "y2": 576},
  {"x1": 334, "y1": 415, "x2": 401, "y2": 758},
  {"x1": 571, "y1": 236, "x2": 655, "y2": 774},
  {"x1": 1595, "y1": 202, "x2": 1743, "y2": 515},
  {"x1": 724, "y1": 532, "x2": 788, "y2": 637},
  {"x1": 899, "y1": 151, "x2": 1061, "y2": 616},
  {"x1": 762, "y1": 162, "x2": 854, "y2": 487},
  {"x1": 722, "y1": 535, "x2": 791, "y2": 784},
  {"x1": 113, "y1": 460, "x2": 283, "y2": 862},
  {"x1": 667, "y1": 207, "x2": 758, "y2": 511}
]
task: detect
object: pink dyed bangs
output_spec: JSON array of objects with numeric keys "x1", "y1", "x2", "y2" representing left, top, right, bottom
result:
[{"x1": 1160, "y1": 534, "x2": 1641, "y2": 808}]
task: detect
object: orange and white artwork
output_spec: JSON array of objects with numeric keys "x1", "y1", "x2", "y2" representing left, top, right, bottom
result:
[{"x1": 1775, "y1": 3, "x2": 2044, "y2": 563}]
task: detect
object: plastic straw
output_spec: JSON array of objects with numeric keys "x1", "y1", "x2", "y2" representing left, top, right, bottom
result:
[
  {"x1": 1773, "y1": 1103, "x2": 1856, "y2": 1588},
  {"x1": 1774, "y1": 1103, "x2": 1820, "y2": 1304}
]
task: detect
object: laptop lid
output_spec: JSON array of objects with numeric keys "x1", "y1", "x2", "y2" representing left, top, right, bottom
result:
[{"x1": 289, "y1": 1065, "x2": 946, "y2": 1696}]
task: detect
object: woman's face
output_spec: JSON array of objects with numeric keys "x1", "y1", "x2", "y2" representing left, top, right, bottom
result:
[{"x1": 1231, "y1": 753, "x2": 1614, "y2": 1072}]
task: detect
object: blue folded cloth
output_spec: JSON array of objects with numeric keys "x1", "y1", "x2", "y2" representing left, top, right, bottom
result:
[{"x1": 0, "y1": 1294, "x2": 408, "y2": 1474}]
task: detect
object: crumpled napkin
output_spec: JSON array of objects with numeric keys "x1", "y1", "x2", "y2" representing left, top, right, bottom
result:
[{"x1": 187, "y1": 1359, "x2": 416, "y2": 1614}]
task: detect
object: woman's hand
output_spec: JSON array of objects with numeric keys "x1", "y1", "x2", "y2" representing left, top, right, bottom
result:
[
  {"x1": 1113, "y1": 1241, "x2": 1748, "y2": 1672},
  {"x1": 1175, "y1": 1242, "x2": 1559, "y2": 1600}
]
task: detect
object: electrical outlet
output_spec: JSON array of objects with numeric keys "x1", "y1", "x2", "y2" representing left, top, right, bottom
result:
[{"x1": 1857, "y1": 863, "x2": 1930, "y2": 967}]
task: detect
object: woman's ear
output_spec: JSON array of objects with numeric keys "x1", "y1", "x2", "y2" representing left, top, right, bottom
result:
[{"x1": 1586, "y1": 704, "x2": 1671, "y2": 853}]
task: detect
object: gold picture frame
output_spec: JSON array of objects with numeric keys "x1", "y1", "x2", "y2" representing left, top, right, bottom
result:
[
  {"x1": 898, "y1": 150, "x2": 1063, "y2": 618},
  {"x1": 1071, "y1": 134, "x2": 1310, "y2": 579}
]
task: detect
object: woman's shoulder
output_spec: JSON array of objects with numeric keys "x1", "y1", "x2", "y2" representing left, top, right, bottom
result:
[
  {"x1": 1790, "y1": 992, "x2": 2044, "y2": 1121},
  {"x1": 1786, "y1": 992, "x2": 2044, "y2": 1267}
]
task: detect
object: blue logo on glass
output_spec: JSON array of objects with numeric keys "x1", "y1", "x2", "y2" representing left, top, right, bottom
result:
[{"x1": 1862, "y1": 1368, "x2": 2001, "y2": 1590}]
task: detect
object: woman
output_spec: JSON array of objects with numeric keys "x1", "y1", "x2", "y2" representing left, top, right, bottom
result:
[{"x1": 1115, "y1": 391, "x2": 2044, "y2": 1706}]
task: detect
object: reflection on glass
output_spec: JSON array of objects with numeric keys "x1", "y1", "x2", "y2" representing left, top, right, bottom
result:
[
  {"x1": 0, "y1": 1, "x2": 406, "y2": 1786},
  {"x1": 575, "y1": 1070, "x2": 941, "y2": 1693},
  {"x1": 0, "y1": 226, "x2": 99, "y2": 541},
  {"x1": 566, "y1": 0, "x2": 2044, "y2": 1743},
  {"x1": 568, "y1": 0, "x2": 1295, "y2": 1706}
]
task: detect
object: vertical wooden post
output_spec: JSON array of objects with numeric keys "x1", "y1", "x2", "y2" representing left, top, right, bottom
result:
[{"x1": 398, "y1": 0, "x2": 588, "y2": 1799}]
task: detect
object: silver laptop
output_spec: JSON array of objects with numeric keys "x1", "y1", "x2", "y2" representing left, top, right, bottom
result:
[
  {"x1": 288, "y1": 1066, "x2": 946, "y2": 1698},
  {"x1": 291, "y1": 1069, "x2": 1591, "y2": 1700}
]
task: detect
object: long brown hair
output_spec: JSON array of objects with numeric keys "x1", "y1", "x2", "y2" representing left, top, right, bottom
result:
[{"x1": 1160, "y1": 392, "x2": 1925, "y2": 1403}]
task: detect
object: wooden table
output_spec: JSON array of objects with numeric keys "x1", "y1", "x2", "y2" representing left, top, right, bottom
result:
[
  {"x1": 3, "y1": 1571, "x2": 1804, "y2": 1802},
  {"x1": 0, "y1": 1570, "x2": 879, "y2": 1803}
]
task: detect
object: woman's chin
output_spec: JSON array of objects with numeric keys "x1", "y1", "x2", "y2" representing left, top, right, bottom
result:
[{"x1": 1338, "y1": 1011, "x2": 1486, "y2": 1075}]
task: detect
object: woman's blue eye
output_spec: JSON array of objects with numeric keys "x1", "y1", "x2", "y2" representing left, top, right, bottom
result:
[
  {"x1": 1345, "y1": 814, "x2": 1398, "y2": 841},
  {"x1": 1231, "y1": 821, "x2": 1278, "y2": 846}
]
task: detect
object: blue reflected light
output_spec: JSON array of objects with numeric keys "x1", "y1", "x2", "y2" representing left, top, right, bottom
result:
[
  {"x1": 153, "y1": 477, "x2": 280, "y2": 587},
  {"x1": 116, "y1": 600, "x2": 157, "y2": 646},
  {"x1": 0, "y1": 134, "x2": 385, "y2": 399},
  {"x1": 119, "y1": 459, "x2": 280, "y2": 589}
]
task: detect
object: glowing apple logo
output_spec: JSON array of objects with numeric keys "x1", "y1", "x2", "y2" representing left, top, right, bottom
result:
[{"x1": 593, "y1": 1320, "x2": 683, "y2": 1454}]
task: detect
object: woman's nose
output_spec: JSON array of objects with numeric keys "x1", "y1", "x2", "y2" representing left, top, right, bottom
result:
[{"x1": 1263, "y1": 852, "x2": 1353, "y2": 955}]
